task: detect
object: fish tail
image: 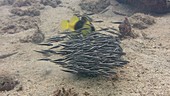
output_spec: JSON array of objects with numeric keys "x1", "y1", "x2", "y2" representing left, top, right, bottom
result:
[{"x1": 61, "y1": 20, "x2": 69, "y2": 31}]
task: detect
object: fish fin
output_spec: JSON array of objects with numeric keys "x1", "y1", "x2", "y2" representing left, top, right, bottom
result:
[
  {"x1": 69, "y1": 15, "x2": 80, "y2": 30},
  {"x1": 61, "y1": 20, "x2": 69, "y2": 31}
]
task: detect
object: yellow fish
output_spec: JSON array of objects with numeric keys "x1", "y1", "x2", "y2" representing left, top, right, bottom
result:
[
  {"x1": 61, "y1": 16, "x2": 80, "y2": 31},
  {"x1": 60, "y1": 15, "x2": 95, "y2": 36}
]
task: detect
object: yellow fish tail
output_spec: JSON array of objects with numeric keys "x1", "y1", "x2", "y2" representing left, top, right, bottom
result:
[
  {"x1": 69, "y1": 16, "x2": 80, "y2": 31},
  {"x1": 61, "y1": 20, "x2": 69, "y2": 31},
  {"x1": 69, "y1": 16, "x2": 80, "y2": 27},
  {"x1": 61, "y1": 16, "x2": 80, "y2": 31}
]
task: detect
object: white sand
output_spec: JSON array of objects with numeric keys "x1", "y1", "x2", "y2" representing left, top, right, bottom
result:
[{"x1": 0, "y1": 0, "x2": 170, "y2": 96}]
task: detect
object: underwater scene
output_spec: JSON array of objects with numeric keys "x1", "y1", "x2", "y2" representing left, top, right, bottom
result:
[{"x1": 0, "y1": 0, "x2": 170, "y2": 96}]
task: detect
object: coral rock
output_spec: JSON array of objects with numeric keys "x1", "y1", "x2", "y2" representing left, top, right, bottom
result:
[
  {"x1": 40, "y1": 0, "x2": 61, "y2": 8},
  {"x1": 117, "y1": 0, "x2": 169, "y2": 13}
]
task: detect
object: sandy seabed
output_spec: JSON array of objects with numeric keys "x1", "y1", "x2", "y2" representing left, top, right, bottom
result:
[{"x1": 0, "y1": 0, "x2": 170, "y2": 96}]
